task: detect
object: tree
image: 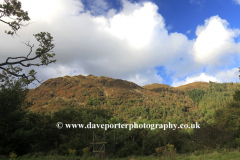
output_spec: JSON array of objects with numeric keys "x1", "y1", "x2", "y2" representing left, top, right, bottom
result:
[
  {"x1": 0, "y1": 0, "x2": 58, "y2": 156},
  {"x1": 0, "y1": 80, "x2": 35, "y2": 154},
  {"x1": 0, "y1": 0, "x2": 56, "y2": 87},
  {"x1": 188, "y1": 89, "x2": 206, "y2": 105},
  {"x1": 233, "y1": 89, "x2": 240, "y2": 102}
]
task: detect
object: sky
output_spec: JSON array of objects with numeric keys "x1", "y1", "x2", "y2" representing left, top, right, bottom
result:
[{"x1": 1, "y1": 0, "x2": 240, "y2": 89}]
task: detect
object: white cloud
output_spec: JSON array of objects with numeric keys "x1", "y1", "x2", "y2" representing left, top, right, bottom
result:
[
  {"x1": 215, "y1": 68, "x2": 239, "y2": 82},
  {"x1": 106, "y1": 1, "x2": 165, "y2": 49},
  {"x1": 1, "y1": 0, "x2": 240, "y2": 89},
  {"x1": 18, "y1": 0, "x2": 83, "y2": 22},
  {"x1": 191, "y1": 15, "x2": 240, "y2": 65},
  {"x1": 107, "y1": 9, "x2": 117, "y2": 18},
  {"x1": 128, "y1": 68, "x2": 163, "y2": 86},
  {"x1": 1, "y1": 0, "x2": 176, "y2": 88}
]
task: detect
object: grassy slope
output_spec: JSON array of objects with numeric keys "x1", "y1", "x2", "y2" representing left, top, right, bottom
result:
[{"x1": 26, "y1": 75, "x2": 206, "y2": 115}]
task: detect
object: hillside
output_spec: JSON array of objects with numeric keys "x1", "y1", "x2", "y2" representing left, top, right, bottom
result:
[
  {"x1": 27, "y1": 74, "x2": 240, "y2": 124},
  {"x1": 28, "y1": 74, "x2": 155, "y2": 111},
  {"x1": 27, "y1": 74, "x2": 198, "y2": 122}
]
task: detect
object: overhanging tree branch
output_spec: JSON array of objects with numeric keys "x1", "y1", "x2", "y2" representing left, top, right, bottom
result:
[
  {"x1": 0, "y1": 0, "x2": 31, "y2": 36},
  {"x1": 0, "y1": 1, "x2": 57, "y2": 88},
  {"x1": 0, "y1": 32, "x2": 56, "y2": 86}
]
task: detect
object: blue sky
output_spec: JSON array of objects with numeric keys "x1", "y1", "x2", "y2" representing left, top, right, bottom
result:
[{"x1": 1, "y1": 0, "x2": 240, "y2": 88}]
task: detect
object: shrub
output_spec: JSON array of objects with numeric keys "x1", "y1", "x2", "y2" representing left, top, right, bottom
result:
[
  {"x1": 155, "y1": 144, "x2": 176, "y2": 158},
  {"x1": 68, "y1": 149, "x2": 77, "y2": 156},
  {"x1": 9, "y1": 151, "x2": 17, "y2": 160},
  {"x1": 155, "y1": 146, "x2": 165, "y2": 157},
  {"x1": 83, "y1": 147, "x2": 90, "y2": 159}
]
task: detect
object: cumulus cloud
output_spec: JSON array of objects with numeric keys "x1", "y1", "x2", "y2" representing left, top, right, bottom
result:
[
  {"x1": 215, "y1": 68, "x2": 239, "y2": 82},
  {"x1": 191, "y1": 15, "x2": 240, "y2": 65},
  {"x1": 1, "y1": 0, "x2": 240, "y2": 89},
  {"x1": 1, "y1": 0, "x2": 191, "y2": 88},
  {"x1": 19, "y1": 0, "x2": 83, "y2": 21},
  {"x1": 106, "y1": 0, "x2": 165, "y2": 49}
]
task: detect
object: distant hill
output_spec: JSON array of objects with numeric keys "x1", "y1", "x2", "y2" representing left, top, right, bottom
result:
[
  {"x1": 143, "y1": 81, "x2": 210, "y2": 95},
  {"x1": 174, "y1": 81, "x2": 210, "y2": 91},
  {"x1": 143, "y1": 81, "x2": 210, "y2": 91}
]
